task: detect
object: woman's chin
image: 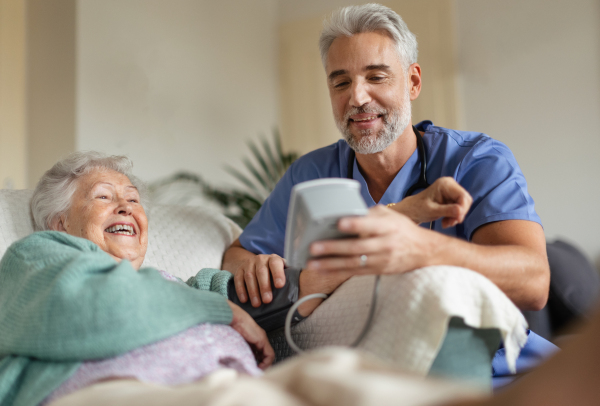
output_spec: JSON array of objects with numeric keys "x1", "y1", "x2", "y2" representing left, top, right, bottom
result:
[{"x1": 106, "y1": 250, "x2": 145, "y2": 270}]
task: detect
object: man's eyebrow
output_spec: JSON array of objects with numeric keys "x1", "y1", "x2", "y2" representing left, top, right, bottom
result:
[
  {"x1": 328, "y1": 65, "x2": 391, "y2": 81},
  {"x1": 365, "y1": 64, "x2": 391, "y2": 71},
  {"x1": 328, "y1": 69, "x2": 348, "y2": 81}
]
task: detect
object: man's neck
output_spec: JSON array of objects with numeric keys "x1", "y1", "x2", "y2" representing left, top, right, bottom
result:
[{"x1": 355, "y1": 123, "x2": 417, "y2": 203}]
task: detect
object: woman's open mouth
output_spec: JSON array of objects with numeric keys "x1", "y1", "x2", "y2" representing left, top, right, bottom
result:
[{"x1": 105, "y1": 224, "x2": 136, "y2": 236}]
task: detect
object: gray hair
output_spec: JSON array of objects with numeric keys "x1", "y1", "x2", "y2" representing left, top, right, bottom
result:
[
  {"x1": 31, "y1": 151, "x2": 148, "y2": 231},
  {"x1": 319, "y1": 3, "x2": 418, "y2": 71}
]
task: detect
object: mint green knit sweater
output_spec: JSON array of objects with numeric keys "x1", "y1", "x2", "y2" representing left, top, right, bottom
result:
[{"x1": 0, "y1": 231, "x2": 233, "y2": 406}]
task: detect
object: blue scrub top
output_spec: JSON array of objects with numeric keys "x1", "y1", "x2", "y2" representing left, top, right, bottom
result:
[{"x1": 240, "y1": 120, "x2": 541, "y2": 256}]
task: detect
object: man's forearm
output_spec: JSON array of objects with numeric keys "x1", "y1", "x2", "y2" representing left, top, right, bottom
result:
[
  {"x1": 296, "y1": 269, "x2": 355, "y2": 316},
  {"x1": 423, "y1": 233, "x2": 549, "y2": 310},
  {"x1": 307, "y1": 209, "x2": 550, "y2": 312}
]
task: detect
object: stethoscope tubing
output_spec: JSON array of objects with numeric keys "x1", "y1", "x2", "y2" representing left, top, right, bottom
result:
[{"x1": 346, "y1": 125, "x2": 430, "y2": 198}]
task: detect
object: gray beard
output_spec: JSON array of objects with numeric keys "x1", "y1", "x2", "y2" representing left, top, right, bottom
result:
[{"x1": 336, "y1": 93, "x2": 412, "y2": 155}]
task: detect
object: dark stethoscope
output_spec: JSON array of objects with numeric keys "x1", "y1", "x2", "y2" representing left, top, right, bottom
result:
[{"x1": 346, "y1": 125, "x2": 430, "y2": 199}]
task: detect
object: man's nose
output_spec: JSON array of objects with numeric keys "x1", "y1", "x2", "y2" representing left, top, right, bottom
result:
[{"x1": 349, "y1": 81, "x2": 371, "y2": 107}]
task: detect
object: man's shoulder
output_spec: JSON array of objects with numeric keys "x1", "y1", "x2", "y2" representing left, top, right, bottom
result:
[
  {"x1": 420, "y1": 121, "x2": 514, "y2": 159},
  {"x1": 420, "y1": 121, "x2": 492, "y2": 147},
  {"x1": 288, "y1": 139, "x2": 349, "y2": 182}
]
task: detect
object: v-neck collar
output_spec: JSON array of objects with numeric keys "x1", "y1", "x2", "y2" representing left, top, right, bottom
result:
[{"x1": 352, "y1": 146, "x2": 420, "y2": 206}]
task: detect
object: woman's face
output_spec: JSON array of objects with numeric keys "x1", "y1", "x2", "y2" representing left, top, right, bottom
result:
[{"x1": 57, "y1": 169, "x2": 148, "y2": 269}]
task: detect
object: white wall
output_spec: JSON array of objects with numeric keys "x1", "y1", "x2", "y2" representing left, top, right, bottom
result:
[
  {"x1": 456, "y1": 0, "x2": 600, "y2": 263},
  {"x1": 75, "y1": 0, "x2": 600, "y2": 264},
  {"x1": 278, "y1": 0, "x2": 364, "y2": 23},
  {"x1": 77, "y1": 0, "x2": 279, "y2": 186}
]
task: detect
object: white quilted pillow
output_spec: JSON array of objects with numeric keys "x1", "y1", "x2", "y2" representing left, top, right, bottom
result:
[
  {"x1": 144, "y1": 205, "x2": 241, "y2": 280},
  {"x1": 0, "y1": 190, "x2": 35, "y2": 259},
  {"x1": 0, "y1": 189, "x2": 240, "y2": 280}
]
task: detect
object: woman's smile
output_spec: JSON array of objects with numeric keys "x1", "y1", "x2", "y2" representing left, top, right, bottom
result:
[{"x1": 58, "y1": 169, "x2": 148, "y2": 269}]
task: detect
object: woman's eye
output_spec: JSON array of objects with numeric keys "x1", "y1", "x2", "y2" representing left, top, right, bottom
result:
[
  {"x1": 129, "y1": 199, "x2": 138, "y2": 203},
  {"x1": 98, "y1": 196, "x2": 108, "y2": 200}
]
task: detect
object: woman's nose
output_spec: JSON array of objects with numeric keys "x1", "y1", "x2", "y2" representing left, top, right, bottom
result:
[
  {"x1": 115, "y1": 198, "x2": 132, "y2": 215},
  {"x1": 349, "y1": 81, "x2": 371, "y2": 107}
]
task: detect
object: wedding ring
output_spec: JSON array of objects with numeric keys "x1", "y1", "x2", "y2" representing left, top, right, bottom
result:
[{"x1": 359, "y1": 254, "x2": 368, "y2": 267}]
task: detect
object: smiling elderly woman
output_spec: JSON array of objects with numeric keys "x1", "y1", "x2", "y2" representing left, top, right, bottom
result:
[
  {"x1": 31, "y1": 152, "x2": 150, "y2": 267},
  {"x1": 0, "y1": 151, "x2": 273, "y2": 406}
]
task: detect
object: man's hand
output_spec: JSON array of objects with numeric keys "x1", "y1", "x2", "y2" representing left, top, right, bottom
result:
[
  {"x1": 390, "y1": 177, "x2": 472, "y2": 227},
  {"x1": 305, "y1": 205, "x2": 550, "y2": 310},
  {"x1": 306, "y1": 205, "x2": 429, "y2": 275},
  {"x1": 227, "y1": 300, "x2": 275, "y2": 370},
  {"x1": 222, "y1": 239, "x2": 286, "y2": 307}
]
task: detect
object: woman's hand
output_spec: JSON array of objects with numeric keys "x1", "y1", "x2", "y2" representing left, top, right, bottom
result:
[
  {"x1": 222, "y1": 240, "x2": 286, "y2": 307},
  {"x1": 390, "y1": 177, "x2": 472, "y2": 228},
  {"x1": 227, "y1": 300, "x2": 275, "y2": 370}
]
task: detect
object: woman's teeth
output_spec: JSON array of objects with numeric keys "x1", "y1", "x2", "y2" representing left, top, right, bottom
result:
[{"x1": 105, "y1": 225, "x2": 135, "y2": 235}]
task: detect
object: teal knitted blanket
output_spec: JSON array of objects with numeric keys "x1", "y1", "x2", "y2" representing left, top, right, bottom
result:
[{"x1": 0, "y1": 231, "x2": 233, "y2": 406}]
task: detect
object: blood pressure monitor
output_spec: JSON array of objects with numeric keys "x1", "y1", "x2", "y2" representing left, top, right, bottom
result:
[{"x1": 284, "y1": 178, "x2": 368, "y2": 269}]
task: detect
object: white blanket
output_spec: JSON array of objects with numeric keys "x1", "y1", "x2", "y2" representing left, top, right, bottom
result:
[
  {"x1": 50, "y1": 348, "x2": 485, "y2": 406},
  {"x1": 288, "y1": 266, "x2": 528, "y2": 375}
]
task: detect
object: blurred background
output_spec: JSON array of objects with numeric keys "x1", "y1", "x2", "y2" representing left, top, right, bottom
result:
[{"x1": 1, "y1": 0, "x2": 599, "y2": 266}]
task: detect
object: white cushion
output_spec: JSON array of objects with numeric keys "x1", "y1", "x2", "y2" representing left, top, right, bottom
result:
[
  {"x1": 0, "y1": 190, "x2": 35, "y2": 258},
  {"x1": 144, "y1": 205, "x2": 241, "y2": 280},
  {"x1": 0, "y1": 189, "x2": 240, "y2": 281}
]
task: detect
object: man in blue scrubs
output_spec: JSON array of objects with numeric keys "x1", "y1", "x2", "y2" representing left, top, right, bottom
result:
[{"x1": 222, "y1": 3, "x2": 552, "y2": 376}]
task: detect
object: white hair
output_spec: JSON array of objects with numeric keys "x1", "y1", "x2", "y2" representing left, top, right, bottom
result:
[
  {"x1": 31, "y1": 151, "x2": 148, "y2": 231},
  {"x1": 319, "y1": 3, "x2": 418, "y2": 71}
]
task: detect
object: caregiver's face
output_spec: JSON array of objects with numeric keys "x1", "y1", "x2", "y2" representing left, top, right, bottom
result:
[{"x1": 59, "y1": 169, "x2": 148, "y2": 269}]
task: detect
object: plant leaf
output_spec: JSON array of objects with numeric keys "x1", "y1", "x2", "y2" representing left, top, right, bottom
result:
[
  {"x1": 224, "y1": 165, "x2": 267, "y2": 201},
  {"x1": 261, "y1": 137, "x2": 280, "y2": 184},
  {"x1": 247, "y1": 140, "x2": 276, "y2": 190}
]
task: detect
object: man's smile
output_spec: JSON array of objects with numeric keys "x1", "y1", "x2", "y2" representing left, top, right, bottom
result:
[{"x1": 348, "y1": 113, "x2": 384, "y2": 130}]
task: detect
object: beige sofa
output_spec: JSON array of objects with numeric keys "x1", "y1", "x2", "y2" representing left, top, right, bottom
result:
[{"x1": 0, "y1": 188, "x2": 528, "y2": 387}]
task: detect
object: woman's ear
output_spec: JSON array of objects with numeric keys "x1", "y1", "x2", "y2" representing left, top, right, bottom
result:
[{"x1": 51, "y1": 214, "x2": 68, "y2": 232}]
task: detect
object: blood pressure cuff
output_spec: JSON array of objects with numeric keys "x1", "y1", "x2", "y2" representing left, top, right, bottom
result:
[{"x1": 227, "y1": 267, "x2": 302, "y2": 332}]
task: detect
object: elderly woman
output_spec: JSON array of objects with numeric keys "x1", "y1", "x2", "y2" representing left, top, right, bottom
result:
[{"x1": 0, "y1": 151, "x2": 273, "y2": 406}]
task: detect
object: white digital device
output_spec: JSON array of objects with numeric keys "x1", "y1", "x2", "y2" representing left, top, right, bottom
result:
[{"x1": 284, "y1": 178, "x2": 368, "y2": 269}]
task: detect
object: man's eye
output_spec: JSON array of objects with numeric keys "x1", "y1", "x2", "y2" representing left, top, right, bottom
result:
[
  {"x1": 370, "y1": 76, "x2": 384, "y2": 82},
  {"x1": 129, "y1": 199, "x2": 139, "y2": 203},
  {"x1": 97, "y1": 196, "x2": 108, "y2": 199},
  {"x1": 334, "y1": 81, "x2": 349, "y2": 89}
]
